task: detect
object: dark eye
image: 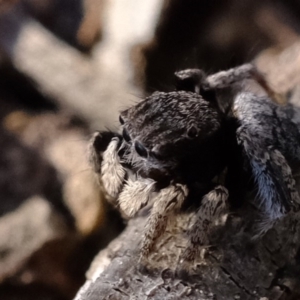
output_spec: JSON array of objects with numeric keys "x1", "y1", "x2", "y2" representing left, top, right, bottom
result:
[
  {"x1": 187, "y1": 125, "x2": 198, "y2": 138},
  {"x1": 119, "y1": 115, "x2": 125, "y2": 125},
  {"x1": 123, "y1": 128, "x2": 131, "y2": 142},
  {"x1": 135, "y1": 141, "x2": 148, "y2": 158}
]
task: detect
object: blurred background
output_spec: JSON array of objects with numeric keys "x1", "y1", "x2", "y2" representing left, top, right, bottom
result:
[{"x1": 0, "y1": 0, "x2": 300, "y2": 299}]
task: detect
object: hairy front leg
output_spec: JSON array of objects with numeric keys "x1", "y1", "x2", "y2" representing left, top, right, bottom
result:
[
  {"x1": 175, "y1": 64, "x2": 286, "y2": 105},
  {"x1": 237, "y1": 126, "x2": 300, "y2": 236},
  {"x1": 140, "y1": 183, "x2": 188, "y2": 263},
  {"x1": 178, "y1": 185, "x2": 228, "y2": 273}
]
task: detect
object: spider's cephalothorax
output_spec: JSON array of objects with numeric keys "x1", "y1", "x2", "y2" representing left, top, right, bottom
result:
[
  {"x1": 88, "y1": 64, "x2": 300, "y2": 270},
  {"x1": 119, "y1": 91, "x2": 227, "y2": 188}
]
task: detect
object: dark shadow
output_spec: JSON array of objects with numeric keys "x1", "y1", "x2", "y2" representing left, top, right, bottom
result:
[{"x1": 143, "y1": 0, "x2": 273, "y2": 92}]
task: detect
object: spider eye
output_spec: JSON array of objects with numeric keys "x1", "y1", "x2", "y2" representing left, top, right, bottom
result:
[
  {"x1": 119, "y1": 115, "x2": 125, "y2": 125},
  {"x1": 123, "y1": 128, "x2": 131, "y2": 142},
  {"x1": 135, "y1": 141, "x2": 148, "y2": 158},
  {"x1": 187, "y1": 125, "x2": 198, "y2": 138}
]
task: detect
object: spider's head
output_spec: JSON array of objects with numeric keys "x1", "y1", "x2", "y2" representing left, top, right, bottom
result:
[{"x1": 119, "y1": 90, "x2": 224, "y2": 185}]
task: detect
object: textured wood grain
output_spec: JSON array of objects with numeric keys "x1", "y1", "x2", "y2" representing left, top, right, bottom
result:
[{"x1": 75, "y1": 206, "x2": 300, "y2": 300}]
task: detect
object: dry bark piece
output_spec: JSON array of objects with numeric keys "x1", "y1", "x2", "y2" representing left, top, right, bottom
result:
[{"x1": 75, "y1": 209, "x2": 300, "y2": 300}]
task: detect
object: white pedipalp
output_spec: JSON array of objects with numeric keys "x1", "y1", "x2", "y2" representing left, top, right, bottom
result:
[
  {"x1": 118, "y1": 177, "x2": 156, "y2": 217},
  {"x1": 101, "y1": 138, "x2": 125, "y2": 198}
]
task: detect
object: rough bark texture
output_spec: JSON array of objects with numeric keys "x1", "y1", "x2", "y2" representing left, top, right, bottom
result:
[{"x1": 75, "y1": 207, "x2": 300, "y2": 300}]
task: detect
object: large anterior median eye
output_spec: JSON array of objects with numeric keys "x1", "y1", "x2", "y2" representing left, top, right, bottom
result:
[
  {"x1": 135, "y1": 141, "x2": 148, "y2": 158},
  {"x1": 123, "y1": 128, "x2": 131, "y2": 142}
]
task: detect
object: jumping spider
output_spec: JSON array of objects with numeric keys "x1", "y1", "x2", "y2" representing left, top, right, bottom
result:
[{"x1": 88, "y1": 64, "x2": 300, "y2": 269}]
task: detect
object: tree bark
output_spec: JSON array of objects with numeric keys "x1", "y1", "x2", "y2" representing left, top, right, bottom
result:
[{"x1": 74, "y1": 206, "x2": 300, "y2": 300}]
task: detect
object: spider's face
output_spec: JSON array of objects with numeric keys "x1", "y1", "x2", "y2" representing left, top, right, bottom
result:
[{"x1": 119, "y1": 91, "x2": 222, "y2": 183}]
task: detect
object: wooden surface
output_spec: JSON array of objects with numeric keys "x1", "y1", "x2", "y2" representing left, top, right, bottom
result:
[{"x1": 75, "y1": 208, "x2": 300, "y2": 299}]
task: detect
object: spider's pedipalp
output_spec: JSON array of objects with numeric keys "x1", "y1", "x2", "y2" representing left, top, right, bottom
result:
[
  {"x1": 179, "y1": 185, "x2": 228, "y2": 268},
  {"x1": 101, "y1": 137, "x2": 126, "y2": 198},
  {"x1": 118, "y1": 177, "x2": 156, "y2": 217},
  {"x1": 88, "y1": 131, "x2": 118, "y2": 175},
  {"x1": 140, "y1": 183, "x2": 188, "y2": 261},
  {"x1": 88, "y1": 132, "x2": 102, "y2": 175},
  {"x1": 88, "y1": 130, "x2": 123, "y2": 199}
]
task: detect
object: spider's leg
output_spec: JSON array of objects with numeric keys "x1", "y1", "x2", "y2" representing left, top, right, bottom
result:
[
  {"x1": 237, "y1": 126, "x2": 300, "y2": 235},
  {"x1": 206, "y1": 64, "x2": 255, "y2": 89},
  {"x1": 269, "y1": 148, "x2": 300, "y2": 208},
  {"x1": 178, "y1": 186, "x2": 228, "y2": 270},
  {"x1": 206, "y1": 64, "x2": 286, "y2": 104},
  {"x1": 140, "y1": 183, "x2": 188, "y2": 262},
  {"x1": 175, "y1": 69, "x2": 205, "y2": 93},
  {"x1": 175, "y1": 64, "x2": 256, "y2": 92}
]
